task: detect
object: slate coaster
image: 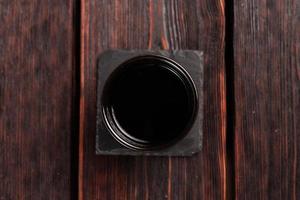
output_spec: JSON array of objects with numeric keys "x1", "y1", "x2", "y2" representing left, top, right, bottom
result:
[{"x1": 96, "y1": 50, "x2": 203, "y2": 156}]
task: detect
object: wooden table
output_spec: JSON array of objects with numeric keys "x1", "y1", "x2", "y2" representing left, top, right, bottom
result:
[{"x1": 0, "y1": 0, "x2": 299, "y2": 199}]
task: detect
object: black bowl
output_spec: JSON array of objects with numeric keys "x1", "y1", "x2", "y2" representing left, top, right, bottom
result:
[{"x1": 101, "y1": 55, "x2": 198, "y2": 150}]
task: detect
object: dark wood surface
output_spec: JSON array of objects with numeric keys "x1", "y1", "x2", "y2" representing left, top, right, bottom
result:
[
  {"x1": 80, "y1": 0, "x2": 227, "y2": 199},
  {"x1": 0, "y1": 1, "x2": 75, "y2": 199},
  {"x1": 234, "y1": 0, "x2": 300, "y2": 199},
  {"x1": 2, "y1": 0, "x2": 299, "y2": 199}
]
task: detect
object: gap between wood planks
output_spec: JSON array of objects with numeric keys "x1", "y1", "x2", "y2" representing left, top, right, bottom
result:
[
  {"x1": 225, "y1": 0, "x2": 235, "y2": 199},
  {"x1": 71, "y1": 0, "x2": 81, "y2": 199}
]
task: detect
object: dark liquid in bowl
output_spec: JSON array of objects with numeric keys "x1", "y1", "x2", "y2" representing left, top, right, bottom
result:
[{"x1": 102, "y1": 56, "x2": 197, "y2": 149}]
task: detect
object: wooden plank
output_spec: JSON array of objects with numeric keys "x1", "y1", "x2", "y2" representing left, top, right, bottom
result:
[
  {"x1": 234, "y1": 0, "x2": 300, "y2": 199},
  {"x1": 0, "y1": 1, "x2": 75, "y2": 199},
  {"x1": 80, "y1": 0, "x2": 226, "y2": 199}
]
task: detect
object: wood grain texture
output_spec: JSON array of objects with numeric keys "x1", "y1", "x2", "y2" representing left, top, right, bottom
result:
[
  {"x1": 0, "y1": 1, "x2": 74, "y2": 199},
  {"x1": 80, "y1": 0, "x2": 226, "y2": 199},
  {"x1": 234, "y1": 0, "x2": 300, "y2": 199}
]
